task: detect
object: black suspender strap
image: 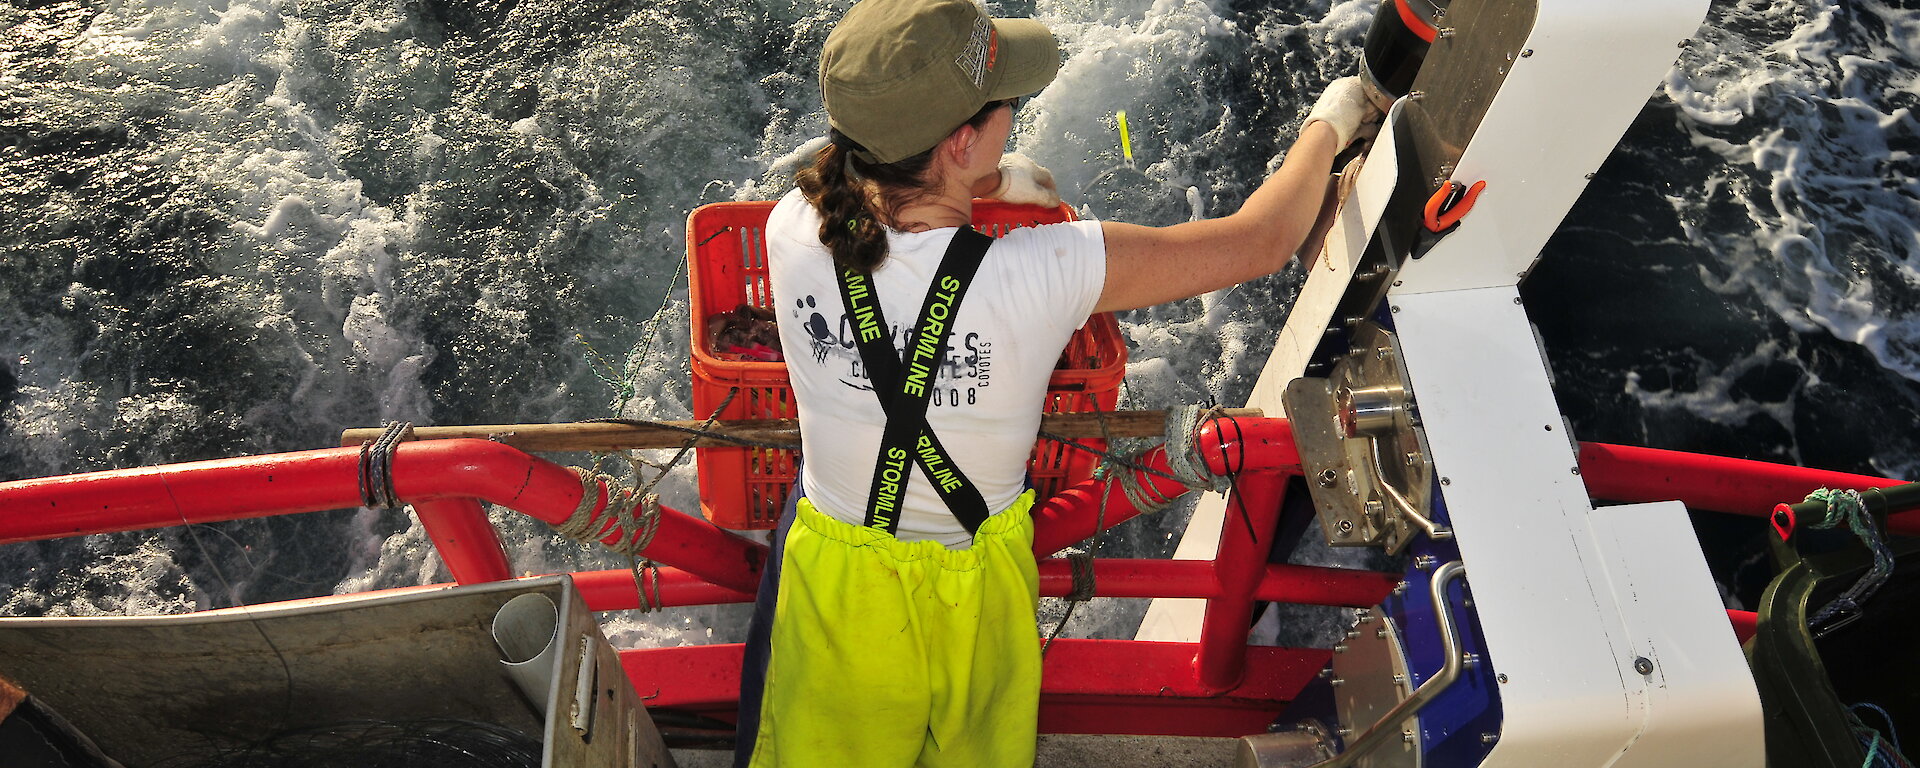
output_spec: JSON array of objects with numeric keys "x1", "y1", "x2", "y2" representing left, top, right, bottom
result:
[{"x1": 834, "y1": 228, "x2": 995, "y2": 535}]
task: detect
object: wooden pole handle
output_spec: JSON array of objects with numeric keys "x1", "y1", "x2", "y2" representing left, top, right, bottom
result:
[{"x1": 339, "y1": 408, "x2": 1264, "y2": 453}]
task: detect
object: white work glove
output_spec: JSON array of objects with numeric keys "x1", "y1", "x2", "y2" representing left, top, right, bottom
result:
[
  {"x1": 988, "y1": 152, "x2": 1061, "y2": 207},
  {"x1": 1304, "y1": 76, "x2": 1384, "y2": 151}
]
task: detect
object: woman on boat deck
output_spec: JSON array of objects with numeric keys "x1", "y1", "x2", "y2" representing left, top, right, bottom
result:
[{"x1": 733, "y1": 0, "x2": 1379, "y2": 764}]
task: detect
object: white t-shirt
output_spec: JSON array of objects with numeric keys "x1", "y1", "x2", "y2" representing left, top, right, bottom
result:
[{"x1": 767, "y1": 189, "x2": 1107, "y2": 547}]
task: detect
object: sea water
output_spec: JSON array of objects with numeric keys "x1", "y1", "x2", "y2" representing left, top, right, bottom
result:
[{"x1": 2, "y1": 0, "x2": 1917, "y2": 644}]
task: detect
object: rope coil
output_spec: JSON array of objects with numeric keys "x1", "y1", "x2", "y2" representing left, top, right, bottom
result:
[{"x1": 358, "y1": 421, "x2": 414, "y2": 509}]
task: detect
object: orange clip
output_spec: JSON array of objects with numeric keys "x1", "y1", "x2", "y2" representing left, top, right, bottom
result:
[{"x1": 1423, "y1": 180, "x2": 1487, "y2": 233}]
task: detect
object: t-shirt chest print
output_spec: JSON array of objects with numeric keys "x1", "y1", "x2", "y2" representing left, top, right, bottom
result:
[{"x1": 791, "y1": 292, "x2": 995, "y2": 408}]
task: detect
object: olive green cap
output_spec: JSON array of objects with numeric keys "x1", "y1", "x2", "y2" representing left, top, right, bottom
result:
[{"x1": 821, "y1": 0, "x2": 1060, "y2": 164}]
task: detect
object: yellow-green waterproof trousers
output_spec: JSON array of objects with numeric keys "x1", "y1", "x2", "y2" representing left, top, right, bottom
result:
[{"x1": 743, "y1": 492, "x2": 1041, "y2": 767}]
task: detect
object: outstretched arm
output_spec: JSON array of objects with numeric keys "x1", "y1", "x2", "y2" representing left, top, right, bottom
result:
[
  {"x1": 1093, "y1": 77, "x2": 1377, "y2": 313},
  {"x1": 1095, "y1": 120, "x2": 1340, "y2": 313}
]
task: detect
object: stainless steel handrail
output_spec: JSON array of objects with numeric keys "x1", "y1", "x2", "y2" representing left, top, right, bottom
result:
[
  {"x1": 1310, "y1": 560, "x2": 1470, "y2": 768},
  {"x1": 1361, "y1": 444, "x2": 1454, "y2": 542}
]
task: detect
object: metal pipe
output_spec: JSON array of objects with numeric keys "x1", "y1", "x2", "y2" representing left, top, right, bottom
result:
[
  {"x1": 569, "y1": 558, "x2": 1400, "y2": 612},
  {"x1": 572, "y1": 567, "x2": 756, "y2": 610},
  {"x1": 1576, "y1": 442, "x2": 1917, "y2": 535},
  {"x1": 1034, "y1": 559, "x2": 1398, "y2": 606},
  {"x1": 1031, "y1": 417, "x2": 1302, "y2": 557},
  {"x1": 1196, "y1": 416, "x2": 1301, "y2": 477},
  {"x1": 1783, "y1": 480, "x2": 1920, "y2": 525},
  {"x1": 617, "y1": 637, "x2": 1333, "y2": 738},
  {"x1": 1311, "y1": 561, "x2": 1468, "y2": 768},
  {"x1": 1030, "y1": 445, "x2": 1191, "y2": 557},
  {"x1": 1727, "y1": 609, "x2": 1758, "y2": 644},
  {"x1": 1254, "y1": 564, "x2": 1402, "y2": 607},
  {"x1": 0, "y1": 439, "x2": 768, "y2": 594},
  {"x1": 1197, "y1": 472, "x2": 1289, "y2": 692},
  {"x1": 412, "y1": 497, "x2": 514, "y2": 584}
]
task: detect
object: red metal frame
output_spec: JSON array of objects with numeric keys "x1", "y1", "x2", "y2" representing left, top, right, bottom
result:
[
  {"x1": 0, "y1": 425, "x2": 1907, "y2": 737},
  {"x1": 1577, "y1": 442, "x2": 1919, "y2": 535},
  {"x1": 0, "y1": 439, "x2": 767, "y2": 593}
]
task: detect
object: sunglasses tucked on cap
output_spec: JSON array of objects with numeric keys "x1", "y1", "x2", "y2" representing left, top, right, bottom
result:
[{"x1": 820, "y1": 0, "x2": 1060, "y2": 164}]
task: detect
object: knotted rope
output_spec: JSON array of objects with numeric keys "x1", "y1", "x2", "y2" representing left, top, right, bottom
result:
[
  {"x1": 559, "y1": 467, "x2": 664, "y2": 558},
  {"x1": 560, "y1": 466, "x2": 665, "y2": 611},
  {"x1": 551, "y1": 388, "x2": 741, "y2": 612},
  {"x1": 1801, "y1": 487, "x2": 1895, "y2": 635},
  {"x1": 1043, "y1": 403, "x2": 1237, "y2": 654},
  {"x1": 357, "y1": 421, "x2": 414, "y2": 509}
]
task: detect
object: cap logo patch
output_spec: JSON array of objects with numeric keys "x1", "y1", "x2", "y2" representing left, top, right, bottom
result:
[{"x1": 955, "y1": 16, "x2": 992, "y2": 86}]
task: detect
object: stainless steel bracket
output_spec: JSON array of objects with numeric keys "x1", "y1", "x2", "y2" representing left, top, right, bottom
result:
[
  {"x1": 1313, "y1": 561, "x2": 1470, "y2": 768},
  {"x1": 1283, "y1": 321, "x2": 1447, "y2": 554},
  {"x1": 1330, "y1": 608, "x2": 1420, "y2": 768}
]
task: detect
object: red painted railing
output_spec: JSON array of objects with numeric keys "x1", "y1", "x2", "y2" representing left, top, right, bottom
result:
[
  {"x1": 0, "y1": 424, "x2": 1906, "y2": 737},
  {"x1": 0, "y1": 439, "x2": 767, "y2": 593},
  {"x1": 1577, "y1": 442, "x2": 1919, "y2": 535},
  {"x1": 0, "y1": 417, "x2": 1367, "y2": 735}
]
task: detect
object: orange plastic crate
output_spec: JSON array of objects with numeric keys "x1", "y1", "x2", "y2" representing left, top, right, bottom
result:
[{"x1": 685, "y1": 200, "x2": 1127, "y2": 530}]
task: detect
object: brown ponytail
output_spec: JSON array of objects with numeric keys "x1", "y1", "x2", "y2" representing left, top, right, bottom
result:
[
  {"x1": 795, "y1": 102, "x2": 1011, "y2": 273},
  {"x1": 795, "y1": 137, "x2": 915, "y2": 274}
]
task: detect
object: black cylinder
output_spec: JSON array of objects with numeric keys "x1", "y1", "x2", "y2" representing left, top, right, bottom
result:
[{"x1": 1360, "y1": 0, "x2": 1449, "y2": 110}]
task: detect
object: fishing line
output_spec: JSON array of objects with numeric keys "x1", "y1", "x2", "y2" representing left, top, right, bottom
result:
[{"x1": 159, "y1": 475, "x2": 298, "y2": 735}]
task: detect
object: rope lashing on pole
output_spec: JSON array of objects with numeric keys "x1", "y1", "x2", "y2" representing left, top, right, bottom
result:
[
  {"x1": 554, "y1": 387, "x2": 741, "y2": 612},
  {"x1": 558, "y1": 468, "x2": 664, "y2": 558},
  {"x1": 1065, "y1": 554, "x2": 1097, "y2": 602},
  {"x1": 559, "y1": 466, "x2": 666, "y2": 611},
  {"x1": 357, "y1": 421, "x2": 414, "y2": 509},
  {"x1": 1164, "y1": 404, "x2": 1234, "y2": 493},
  {"x1": 1045, "y1": 404, "x2": 1239, "y2": 654},
  {"x1": 1800, "y1": 487, "x2": 1895, "y2": 636},
  {"x1": 1092, "y1": 404, "x2": 1231, "y2": 515}
]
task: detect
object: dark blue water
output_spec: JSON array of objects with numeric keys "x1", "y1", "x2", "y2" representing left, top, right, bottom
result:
[
  {"x1": 1529, "y1": 0, "x2": 1920, "y2": 605},
  {"x1": 1, "y1": 0, "x2": 1914, "y2": 638}
]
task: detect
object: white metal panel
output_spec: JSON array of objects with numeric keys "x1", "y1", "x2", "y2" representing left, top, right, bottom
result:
[
  {"x1": 1136, "y1": 104, "x2": 1401, "y2": 643},
  {"x1": 1392, "y1": 287, "x2": 1761, "y2": 767},
  {"x1": 1392, "y1": 285, "x2": 1640, "y2": 764},
  {"x1": 1586, "y1": 501, "x2": 1765, "y2": 767},
  {"x1": 1392, "y1": 0, "x2": 1711, "y2": 295},
  {"x1": 1247, "y1": 100, "x2": 1404, "y2": 411}
]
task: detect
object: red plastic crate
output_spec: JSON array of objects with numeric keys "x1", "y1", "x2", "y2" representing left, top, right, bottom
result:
[{"x1": 685, "y1": 200, "x2": 1127, "y2": 530}]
